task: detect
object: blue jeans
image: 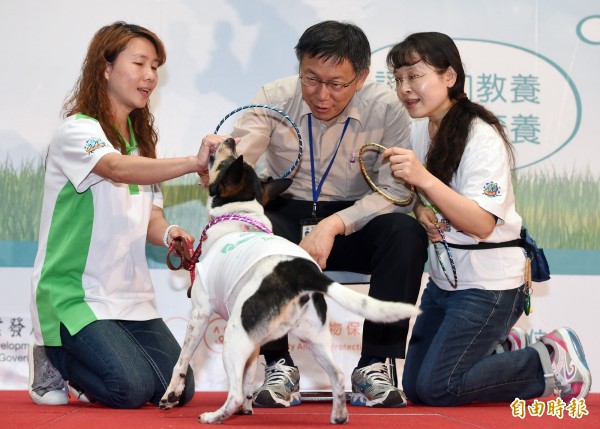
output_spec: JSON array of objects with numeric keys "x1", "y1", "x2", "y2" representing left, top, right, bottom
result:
[
  {"x1": 45, "y1": 319, "x2": 195, "y2": 409},
  {"x1": 402, "y1": 280, "x2": 547, "y2": 405}
]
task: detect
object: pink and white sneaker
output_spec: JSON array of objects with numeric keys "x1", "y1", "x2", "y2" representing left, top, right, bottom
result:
[
  {"x1": 495, "y1": 326, "x2": 530, "y2": 353},
  {"x1": 540, "y1": 327, "x2": 592, "y2": 401},
  {"x1": 506, "y1": 326, "x2": 530, "y2": 351}
]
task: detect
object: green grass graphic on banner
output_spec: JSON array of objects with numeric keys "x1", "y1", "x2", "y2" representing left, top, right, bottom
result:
[{"x1": 0, "y1": 159, "x2": 598, "y2": 273}]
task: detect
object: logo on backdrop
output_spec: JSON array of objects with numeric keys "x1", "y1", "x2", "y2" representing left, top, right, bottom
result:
[
  {"x1": 576, "y1": 15, "x2": 600, "y2": 45},
  {"x1": 203, "y1": 316, "x2": 227, "y2": 353},
  {"x1": 371, "y1": 39, "x2": 581, "y2": 170}
]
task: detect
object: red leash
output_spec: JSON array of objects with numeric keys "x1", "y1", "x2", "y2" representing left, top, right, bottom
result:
[{"x1": 166, "y1": 214, "x2": 273, "y2": 297}]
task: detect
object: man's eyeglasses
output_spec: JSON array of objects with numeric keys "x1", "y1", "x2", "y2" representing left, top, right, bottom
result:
[
  {"x1": 388, "y1": 71, "x2": 433, "y2": 89},
  {"x1": 299, "y1": 73, "x2": 357, "y2": 92}
]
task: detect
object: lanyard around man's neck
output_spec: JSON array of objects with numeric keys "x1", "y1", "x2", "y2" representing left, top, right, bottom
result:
[{"x1": 307, "y1": 113, "x2": 350, "y2": 217}]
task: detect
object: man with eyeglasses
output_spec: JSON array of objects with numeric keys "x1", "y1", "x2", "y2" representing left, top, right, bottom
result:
[{"x1": 200, "y1": 20, "x2": 427, "y2": 409}]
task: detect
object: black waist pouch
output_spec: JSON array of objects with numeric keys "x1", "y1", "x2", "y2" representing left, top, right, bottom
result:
[{"x1": 447, "y1": 226, "x2": 550, "y2": 282}]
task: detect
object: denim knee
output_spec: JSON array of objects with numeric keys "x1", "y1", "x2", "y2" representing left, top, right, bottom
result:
[
  {"x1": 414, "y1": 372, "x2": 463, "y2": 406},
  {"x1": 401, "y1": 371, "x2": 423, "y2": 404},
  {"x1": 103, "y1": 375, "x2": 155, "y2": 409}
]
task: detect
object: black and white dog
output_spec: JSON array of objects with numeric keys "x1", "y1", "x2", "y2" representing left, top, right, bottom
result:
[{"x1": 159, "y1": 138, "x2": 418, "y2": 424}]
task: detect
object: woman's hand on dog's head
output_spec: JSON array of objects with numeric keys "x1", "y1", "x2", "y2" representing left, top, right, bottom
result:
[{"x1": 198, "y1": 135, "x2": 240, "y2": 187}]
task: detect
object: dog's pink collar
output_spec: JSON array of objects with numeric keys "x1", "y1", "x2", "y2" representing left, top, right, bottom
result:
[
  {"x1": 166, "y1": 214, "x2": 272, "y2": 296},
  {"x1": 204, "y1": 214, "x2": 273, "y2": 236}
]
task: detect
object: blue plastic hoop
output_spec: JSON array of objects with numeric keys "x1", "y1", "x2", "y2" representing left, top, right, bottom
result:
[{"x1": 214, "y1": 104, "x2": 303, "y2": 179}]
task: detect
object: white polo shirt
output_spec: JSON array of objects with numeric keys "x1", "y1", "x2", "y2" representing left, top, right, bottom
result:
[
  {"x1": 412, "y1": 118, "x2": 525, "y2": 291},
  {"x1": 31, "y1": 114, "x2": 162, "y2": 346},
  {"x1": 198, "y1": 231, "x2": 319, "y2": 319}
]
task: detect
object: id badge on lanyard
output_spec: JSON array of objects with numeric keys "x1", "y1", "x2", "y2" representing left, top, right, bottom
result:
[
  {"x1": 300, "y1": 217, "x2": 323, "y2": 237},
  {"x1": 302, "y1": 114, "x2": 350, "y2": 237}
]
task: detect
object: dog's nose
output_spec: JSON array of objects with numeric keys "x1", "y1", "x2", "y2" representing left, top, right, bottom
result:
[{"x1": 223, "y1": 138, "x2": 236, "y2": 149}]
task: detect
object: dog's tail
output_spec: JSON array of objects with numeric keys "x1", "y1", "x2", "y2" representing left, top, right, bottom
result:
[{"x1": 325, "y1": 283, "x2": 419, "y2": 323}]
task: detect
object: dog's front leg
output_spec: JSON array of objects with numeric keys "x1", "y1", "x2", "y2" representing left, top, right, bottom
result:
[
  {"x1": 200, "y1": 321, "x2": 256, "y2": 424},
  {"x1": 160, "y1": 296, "x2": 211, "y2": 410}
]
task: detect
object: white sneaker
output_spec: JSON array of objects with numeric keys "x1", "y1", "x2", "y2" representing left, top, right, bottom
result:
[
  {"x1": 350, "y1": 362, "x2": 407, "y2": 408},
  {"x1": 68, "y1": 383, "x2": 93, "y2": 403},
  {"x1": 252, "y1": 359, "x2": 301, "y2": 408},
  {"x1": 28, "y1": 344, "x2": 68, "y2": 405}
]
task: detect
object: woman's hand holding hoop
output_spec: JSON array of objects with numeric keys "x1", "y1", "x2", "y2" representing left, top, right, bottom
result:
[
  {"x1": 414, "y1": 205, "x2": 441, "y2": 243},
  {"x1": 359, "y1": 143, "x2": 415, "y2": 206},
  {"x1": 382, "y1": 146, "x2": 431, "y2": 188}
]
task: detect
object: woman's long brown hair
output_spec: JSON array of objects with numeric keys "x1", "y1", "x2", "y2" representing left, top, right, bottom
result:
[{"x1": 63, "y1": 22, "x2": 166, "y2": 159}]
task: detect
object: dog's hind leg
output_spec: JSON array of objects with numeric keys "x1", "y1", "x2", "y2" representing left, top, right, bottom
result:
[
  {"x1": 294, "y1": 311, "x2": 348, "y2": 424},
  {"x1": 200, "y1": 325, "x2": 256, "y2": 423},
  {"x1": 160, "y1": 295, "x2": 211, "y2": 410},
  {"x1": 311, "y1": 339, "x2": 348, "y2": 424},
  {"x1": 239, "y1": 347, "x2": 259, "y2": 415}
]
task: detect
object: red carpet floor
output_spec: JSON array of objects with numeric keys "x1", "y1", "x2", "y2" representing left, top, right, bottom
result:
[{"x1": 3, "y1": 391, "x2": 597, "y2": 429}]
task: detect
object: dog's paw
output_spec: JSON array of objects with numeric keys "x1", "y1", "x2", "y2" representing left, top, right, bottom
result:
[
  {"x1": 159, "y1": 401, "x2": 173, "y2": 410},
  {"x1": 236, "y1": 406, "x2": 253, "y2": 415},
  {"x1": 159, "y1": 392, "x2": 180, "y2": 410},
  {"x1": 331, "y1": 415, "x2": 349, "y2": 425},
  {"x1": 237, "y1": 396, "x2": 253, "y2": 415},
  {"x1": 331, "y1": 396, "x2": 348, "y2": 424},
  {"x1": 199, "y1": 411, "x2": 225, "y2": 424}
]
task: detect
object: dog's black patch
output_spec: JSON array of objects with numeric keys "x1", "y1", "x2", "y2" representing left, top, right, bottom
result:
[
  {"x1": 209, "y1": 146, "x2": 292, "y2": 209},
  {"x1": 312, "y1": 293, "x2": 327, "y2": 324},
  {"x1": 210, "y1": 156, "x2": 264, "y2": 208},
  {"x1": 298, "y1": 293, "x2": 310, "y2": 306},
  {"x1": 240, "y1": 258, "x2": 330, "y2": 332}
]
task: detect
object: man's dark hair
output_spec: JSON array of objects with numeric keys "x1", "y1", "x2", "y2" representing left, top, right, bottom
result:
[{"x1": 295, "y1": 20, "x2": 370, "y2": 75}]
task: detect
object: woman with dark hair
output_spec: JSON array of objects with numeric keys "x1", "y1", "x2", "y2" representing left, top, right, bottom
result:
[
  {"x1": 29, "y1": 22, "x2": 203, "y2": 408},
  {"x1": 383, "y1": 32, "x2": 591, "y2": 406}
]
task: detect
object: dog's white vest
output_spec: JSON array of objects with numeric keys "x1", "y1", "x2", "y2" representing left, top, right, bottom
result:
[{"x1": 198, "y1": 231, "x2": 318, "y2": 319}]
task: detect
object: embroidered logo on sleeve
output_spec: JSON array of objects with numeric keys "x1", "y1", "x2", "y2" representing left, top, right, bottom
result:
[
  {"x1": 84, "y1": 137, "x2": 108, "y2": 154},
  {"x1": 483, "y1": 181, "x2": 501, "y2": 197}
]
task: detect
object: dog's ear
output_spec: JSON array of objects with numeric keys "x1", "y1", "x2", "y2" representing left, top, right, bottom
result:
[
  {"x1": 221, "y1": 155, "x2": 245, "y2": 188},
  {"x1": 260, "y1": 177, "x2": 293, "y2": 206}
]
